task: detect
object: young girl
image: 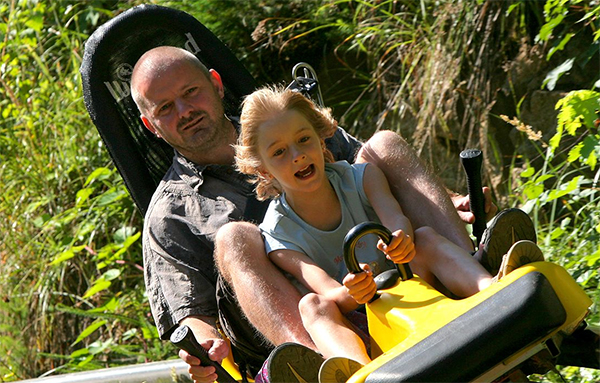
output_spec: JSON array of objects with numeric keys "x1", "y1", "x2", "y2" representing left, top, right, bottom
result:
[{"x1": 234, "y1": 86, "x2": 542, "y2": 380}]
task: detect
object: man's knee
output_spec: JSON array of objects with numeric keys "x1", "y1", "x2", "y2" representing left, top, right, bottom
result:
[
  {"x1": 215, "y1": 221, "x2": 264, "y2": 273},
  {"x1": 216, "y1": 221, "x2": 261, "y2": 242},
  {"x1": 357, "y1": 130, "x2": 414, "y2": 167},
  {"x1": 368, "y1": 130, "x2": 407, "y2": 149}
]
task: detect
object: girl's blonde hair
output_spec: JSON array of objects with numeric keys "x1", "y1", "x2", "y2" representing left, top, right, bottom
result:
[{"x1": 235, "y1": 85, "x2": 337, "y2": 200}]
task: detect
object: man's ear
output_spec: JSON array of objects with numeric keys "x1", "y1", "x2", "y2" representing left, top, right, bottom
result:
[
  {"x1": 141, "y1": 115, "x2": 160, "y2": 138},
  {"x1": 209, "y1": 69, "x2": 225, "y2": 98}
]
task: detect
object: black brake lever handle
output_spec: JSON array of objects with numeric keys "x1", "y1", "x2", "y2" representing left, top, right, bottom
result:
[
  {"x1": 170, "y1": 325, "x2": 237, "y2": 383},
  {"x1": 460, "y1": 149, "x2": 486, "y2": 249}
]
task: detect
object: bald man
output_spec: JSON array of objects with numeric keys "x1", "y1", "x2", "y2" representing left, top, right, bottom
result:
[{"x1": 131, "y1": 46, "x2": 509, "y2": 383}]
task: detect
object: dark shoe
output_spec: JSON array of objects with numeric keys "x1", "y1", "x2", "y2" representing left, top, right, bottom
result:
[
  {"x1": 318, "y1": 357, "x2": 363, "y2": 383},
  {"x1": 265, "y1": 342, "x2": 325, "y2": 383},
  {"x1": 492, "y1": 240, "x2": 545, "y2": 282},
  {"x1": 479, "y1": 208, "x2": 536, "y2": 275}
]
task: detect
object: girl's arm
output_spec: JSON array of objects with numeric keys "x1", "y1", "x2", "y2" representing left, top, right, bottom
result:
[
  {"x1": 363, "y1": 163, "x2": 416, "y2": 264},
  {"x1": 268, "y1": 248, "x2": 359, "y2": 313}
]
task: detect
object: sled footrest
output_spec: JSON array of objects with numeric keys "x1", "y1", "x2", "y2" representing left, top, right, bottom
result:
[{"x1": 366, "y1": 272, "x2": 566, "y2": 383}]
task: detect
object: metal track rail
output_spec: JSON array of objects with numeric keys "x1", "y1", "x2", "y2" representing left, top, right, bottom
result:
[{"x1": 18, "y1": 360, "x2": 191, "y2": 383}]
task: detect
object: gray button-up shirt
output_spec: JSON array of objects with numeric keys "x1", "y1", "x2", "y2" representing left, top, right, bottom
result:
[{"x1": 143, "y1": 126, "x2": 362, "y2": 339}]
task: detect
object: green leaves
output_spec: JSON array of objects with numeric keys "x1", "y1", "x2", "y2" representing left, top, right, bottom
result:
[
  {"x1": 542, "y1": 58, "x2": 574, "y2": 91},
  {"x1": 85, "y1": 168, "x2": 113, "y2": 186},
  {"x1": 547, "y1": 32, "x2": 574, "y2": 60},
  {"x1": 546, "y1": 175, "x2": 582, "y2": 202},
  {"x1": 72, "y1": 319, "x2": 108, "y2": 346},
  {"x1": 521, "y1": 169, "x2": 555, "y2": 200},
  {"x1": 555, "y1": 90, "x2": 600, "y2": 135},
  {"x1": 82, "y1": 271, "x2": 118, "y2": 299},
  {"x1": 24, "y1": 14, "x2": 43, "y2": 32},
  {"x1": 567, "y1": 135, "x2": 600, "y2": 170},
  {"x1": 50, "y1": 245, "x2": 85, "y2": 266},
  {"x1": 549, "y1": 90, "x2": 600, "y2": 171},
  {"x1": 513, "y1": 84, "x2": 599, "y2": 370}
]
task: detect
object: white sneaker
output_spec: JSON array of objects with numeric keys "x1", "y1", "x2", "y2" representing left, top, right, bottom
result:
[
  {"x1": 318, "y1": 357, "x2": 363, "y2": 383},
  {"x1": 493, "y1": 240, "x2": 544, "y2": 281}
]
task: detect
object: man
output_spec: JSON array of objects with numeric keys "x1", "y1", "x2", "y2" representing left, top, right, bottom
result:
[{"x1": 131, "y1": 46, "x2": 520, "y2": 383}]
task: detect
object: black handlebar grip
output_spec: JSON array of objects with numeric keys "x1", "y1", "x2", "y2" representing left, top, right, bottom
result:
[
  {"x1": 460, "y1": 149, "x2": 486, "y2": 248},
  {"x1": 170, "y1": 325, "x2": 237, "y2": 383},
  {"x1": 343, "y1": 222, "x2": 413, "y2": 280}
]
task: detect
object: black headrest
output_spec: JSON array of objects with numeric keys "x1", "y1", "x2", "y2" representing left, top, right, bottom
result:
[{"x1": 80, "y1": 4, "x2": 257, "y2": 215}]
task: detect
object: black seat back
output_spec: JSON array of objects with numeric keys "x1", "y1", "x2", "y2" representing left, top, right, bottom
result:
[{"x1": 80, "y1": 4, "x2": 257, "y2": 215}]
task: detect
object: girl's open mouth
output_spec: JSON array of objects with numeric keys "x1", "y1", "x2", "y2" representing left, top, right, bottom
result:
[{"x1": 295, "y1": 164, "x2": 314, "y2": 179}]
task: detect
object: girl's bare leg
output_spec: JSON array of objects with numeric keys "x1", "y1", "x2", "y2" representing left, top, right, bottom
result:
[
  {"x1": 299, "y1": 293, "x2": 371, "y2": 365},
  {"x1": 411, "y1": 226, "x2": 493, "y2": 297}
]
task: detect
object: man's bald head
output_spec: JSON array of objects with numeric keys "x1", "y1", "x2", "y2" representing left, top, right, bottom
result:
[{"x1": 130, "y1": 46, "x2": 211, "y2": 113}]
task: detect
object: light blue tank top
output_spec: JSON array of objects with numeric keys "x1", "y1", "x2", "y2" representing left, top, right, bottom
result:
[{"x1": 260, "y1": 161, "x2": 394, "y2": 283}]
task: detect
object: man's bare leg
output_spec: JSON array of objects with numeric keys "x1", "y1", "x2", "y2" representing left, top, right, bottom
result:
[
  {"x1": 356, "y1": 131, "x2": 474, "y2": 252},
  {"x1": 215, "y1": 221, "x2": 316, "y2": 349}
]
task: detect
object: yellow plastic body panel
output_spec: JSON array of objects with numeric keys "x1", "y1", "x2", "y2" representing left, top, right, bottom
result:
[
  {"x1": 347, "y1": 262, "x2": 591, "y2": 383},
  {"x1": 216, "y1": 338, "x2": 250, "y2": 382},
  {"x1": 222, "y1": 352, "x2": 246, "y2": 381}
]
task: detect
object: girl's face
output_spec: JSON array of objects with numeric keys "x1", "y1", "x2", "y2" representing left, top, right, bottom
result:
[{"x1": 257, "y1": 109, "x2": 327, "y2": 197}]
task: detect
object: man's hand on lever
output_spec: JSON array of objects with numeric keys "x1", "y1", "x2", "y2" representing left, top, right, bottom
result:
[
  {"x1": 452, "y1": 186, "x2": 498, "y2": 224},
  {"x1": 178, "y1": 316, "x2": 230, "y2": 383}
]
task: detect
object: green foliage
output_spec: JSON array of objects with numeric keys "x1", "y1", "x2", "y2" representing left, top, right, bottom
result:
[
  {"x1": 511, "y1": 60, "x2": 600, "y2": 383},
  {"x1": 162, "y1": 0, "x2": 350, "y2": 85},
  {"x1": 551, "y1": 90, "x2": 600, "y2": 169},
  {"x1": 0, "y1": 0, "x2": 173, "y2": 380},
  {"x1": 264, "y1": 0, "x2": 544, "y2": 191},
  {"x1": 517, "y1": 89, "x2": 599, "y2": 265},
  {"x1": 538, "y1": 0, "x2": 600, "y2": 90}
]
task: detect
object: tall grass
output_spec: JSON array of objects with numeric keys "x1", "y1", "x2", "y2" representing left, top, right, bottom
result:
[
  {"x1": 230, "y1": 0, "x2": 545, "y2": 194},
  {"x1": 0, "y1": 1, "x2": 172, "y2": 379}
]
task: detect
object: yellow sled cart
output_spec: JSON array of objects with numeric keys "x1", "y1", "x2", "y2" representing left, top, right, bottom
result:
[{"x1": 344, "y1": 222, "x2": 592, "y2": 383}]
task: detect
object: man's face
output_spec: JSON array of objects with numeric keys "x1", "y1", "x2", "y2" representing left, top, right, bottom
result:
[{"x1": 138, "y1": 60, "x2": 229, "y2": 159}]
